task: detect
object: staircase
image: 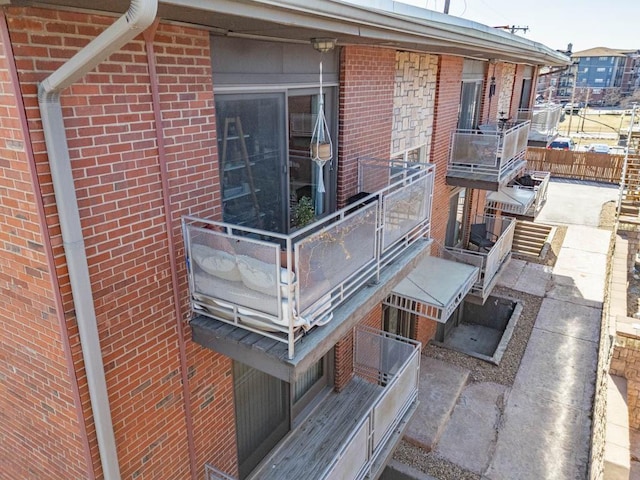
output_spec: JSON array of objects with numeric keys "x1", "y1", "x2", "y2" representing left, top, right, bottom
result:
[
  {"x1": 620, "y1": 155, "x2": 640, "y2": 224},
  {"x1": 511, "y1": 220, "x2": 553, "y2": 257}
]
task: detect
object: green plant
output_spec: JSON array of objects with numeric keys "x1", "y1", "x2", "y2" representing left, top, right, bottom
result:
[{"x1": 293, "y1": 196, "x2": 315, "y2": 228}]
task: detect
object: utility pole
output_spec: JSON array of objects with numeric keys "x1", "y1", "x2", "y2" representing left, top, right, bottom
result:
[
  {"x1": 580, "y1": 88, "x2": 591, "y2": 132},
  {"x1": 444, "y1": 0, "x2": 450, "y2": 13},
  {"x1": 493, "y1": 25, "x2": 529, "y2": 34},
  {"x1": 567, "y1": 63, "x2": 579, "y2": 135}
]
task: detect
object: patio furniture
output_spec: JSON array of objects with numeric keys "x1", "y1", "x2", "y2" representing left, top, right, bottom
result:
[{"x1": 469, "y1": 223, "x2": 497, "y2": 252}]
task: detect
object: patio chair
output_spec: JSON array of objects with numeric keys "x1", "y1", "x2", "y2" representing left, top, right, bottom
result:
[{"x1": 469, "y1": 223, "x2": 498, "y2": 252}]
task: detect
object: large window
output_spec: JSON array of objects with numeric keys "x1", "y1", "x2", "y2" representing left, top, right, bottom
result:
[
  {"x1": 383, "y1": 304, "x2": 417, "y2": 339},
  {"x1": 215, "y1": 89, "x2": 336, "y2": 233},
  {"x1": 211, "y1": 36, "x2": 339, "y2": 233},
  {"x1": 234, "y1": 362, "x2": 289, "y2": 479},
  {"x1": 233, "y1": 355, "x2": 332, "y2": 478},
  {"x1": 216, "y1": 94, "x2": 287, "y2": 232},
  {"x1": 445, "y1": 188, "x2": 467, "y2": 248},
  {"x1": 458, "y1": 81, "x2": 483, "y2": 130}
]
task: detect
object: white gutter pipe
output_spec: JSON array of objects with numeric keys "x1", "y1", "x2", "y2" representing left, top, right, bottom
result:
[{"x1": 37, "y1": 1, "x2": 157, "y2": 478}]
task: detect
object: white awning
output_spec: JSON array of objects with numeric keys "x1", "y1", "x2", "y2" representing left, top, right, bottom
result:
[
  {"x1": 387, "y1": 255, "x2": 479, "y2": 323},
  {"x1": 486, "y1": 185, "x2": 536, "y2": 216}
]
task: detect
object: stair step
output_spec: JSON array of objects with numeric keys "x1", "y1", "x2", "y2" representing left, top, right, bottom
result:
[{"x1": 511, "y1": 221, "x2": 552, "y2": 257}]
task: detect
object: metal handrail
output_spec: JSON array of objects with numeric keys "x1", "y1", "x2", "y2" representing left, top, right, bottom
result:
[{"x1": 184, "y1": 161, "x2": 434, "y2": 359}]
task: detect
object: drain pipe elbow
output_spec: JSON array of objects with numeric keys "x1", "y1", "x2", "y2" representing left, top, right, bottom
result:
[{"x1": 40, "y1": 0, "x2": 157, "y2": 94}]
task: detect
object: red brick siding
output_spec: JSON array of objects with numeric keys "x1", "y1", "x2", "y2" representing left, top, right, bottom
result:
[
  {"x1": 430, "y1": 55, "x2": 463, "y2": 246},
  {"x1": 338, "y1": 46, "x2": 394, "y2": 207},
  {"x1": 415, "y1": 315, "x2": 438, "y2": 347},
  {"x1": 334, "y1": 304, "x2": 383, "y2": 392},
  {"x1": 0, "y1": 12, "x2": 90, "y2": 479},
  {"x1": 5, "y1": 7, "x2": 236, "y2": 479}
]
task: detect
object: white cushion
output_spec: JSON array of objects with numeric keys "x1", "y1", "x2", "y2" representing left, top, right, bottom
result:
[
  {"x1": 238, "y1": 298, "x2": 309, "y2": 329},
  {"x1": 237, "y1": 255, "x2": 278, "y2": 295},
  {"x1": 191, "y1": 244, "x2": 241, "y2": 282}
]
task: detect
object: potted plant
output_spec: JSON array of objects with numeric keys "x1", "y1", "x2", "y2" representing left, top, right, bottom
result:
[{"x1": 293, "y1": 196, "x2": 315, "y2": 229}]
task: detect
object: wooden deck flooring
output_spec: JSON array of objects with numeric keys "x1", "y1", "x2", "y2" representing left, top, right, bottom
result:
[{"x1": 252, "y1": 377, "x2": 383, "y2": 480}]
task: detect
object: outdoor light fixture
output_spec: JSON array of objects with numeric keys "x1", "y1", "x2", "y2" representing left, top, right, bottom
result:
[{"x1": 311, "y1": 37, "x2": 337, "y2": 53}]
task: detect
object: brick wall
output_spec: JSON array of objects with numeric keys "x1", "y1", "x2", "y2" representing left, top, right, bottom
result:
[
  {"x1": 338, "y1": 46, "x2": 394, "y2": 207},
  {"x1": 430, "y1": 55, "x2": 464, "y2": 245},
  {"x1": 392, "y1": 52, "x2": 438, "y2": 155},
  {"x1": 415, "y1": 315, "x2": 438, "y2": 347},
  {"x1": 4, "y1": 7, "x2": 237, "y2": 479},
  {"x1": 0, "y1": 12, "x2": 90, "y2": 479}
]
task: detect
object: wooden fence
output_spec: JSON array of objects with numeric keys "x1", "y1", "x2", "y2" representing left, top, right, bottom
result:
[{"x1": 525, "y1": 147, "x2": 637, "y2": 184}]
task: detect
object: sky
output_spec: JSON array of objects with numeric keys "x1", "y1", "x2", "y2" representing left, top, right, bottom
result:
[{"x1": 397, "y1": 0, "x2": 638, "y2": 53}]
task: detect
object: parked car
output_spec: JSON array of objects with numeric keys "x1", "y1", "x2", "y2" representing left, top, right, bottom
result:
[
  {"x1": 547, "y1": 137, "x2": 575, "y2": 151},
  {"x1": 564, "y1": 102, "x2": 583, "y2": 114},
  {"x1": 585, "y1": 143, "x2": 610, "y2": 154}
]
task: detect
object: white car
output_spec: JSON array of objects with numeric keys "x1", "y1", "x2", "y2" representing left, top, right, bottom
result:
[{"x1": 585, "y1": 143, "x2": 610, "y2": 154}]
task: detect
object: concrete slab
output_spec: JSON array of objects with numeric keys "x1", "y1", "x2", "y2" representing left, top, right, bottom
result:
[
  {"x1": 512, "y1": 262, "x2": 552, "y2": 297},
  {"x1": 435, "y1": 382, "x2": 507, "y2": 474},
  {"x1": 561, "y1": 225, "x2": 613, "y2": 253},
  {"x1": 546, "y1": 271, "x2": 606, "y2": 306},
  {"x1": 443, "y1": 323, "x2": 501, "y2": 357},
  {"x1": 629, "y1": 429, "x2": 640, "y2": 480},
  {"x1": 512, "y1": 327, "x2": 598, "y2": 409},
  {"x1": 496, "y1": 258, "x2": 526, "y2": 288},
  {"x1": 605, "y1": 375, "x2": 631, "y2": 480},
  {"x1": 535, "y1": 180, "x2": 618, "y2": 227},
  {"x1": 404, "y1": 357, "x2": 469, "y2": 451},
  {"x1": 534, "y1": 297, "x2": 602, "y2": 343},
  {"x1": 484, "y1": 390, "x2": 591, "y2": 480},
  {"x1": 553, "y1": 249, "x2": 608, "y2": 277}
]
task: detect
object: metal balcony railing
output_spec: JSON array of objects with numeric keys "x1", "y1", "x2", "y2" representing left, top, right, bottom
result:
[
  {"x1": 447, "y1": 120, "x2": 530, "y2": 185},
  {"x1": 249, "y1": 326, "x2": 420, "y2": 480},
  {"x1": 517, "y1": 104, "x2": 562, "y2": 142},
  {"x1": 205, "y1": 465, "x2": 236, "y2": 480},
  {"x1": 443, "y1": 214, "x2": 515, "y2": 301},
  {"x1": 485, "y1": 171, "x2": 550, "y2": 218},
  {"x1": 183, "y1": 160, "x2": 434, "y2": 359}
]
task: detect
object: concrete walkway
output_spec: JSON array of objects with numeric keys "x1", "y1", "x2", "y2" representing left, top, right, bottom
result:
[
  {"x1": 404, "y1": 180, "x2": 614, "y2": 479},
  {"x1": 485, "y1": 225, "x2": 609, "y2": 479}
]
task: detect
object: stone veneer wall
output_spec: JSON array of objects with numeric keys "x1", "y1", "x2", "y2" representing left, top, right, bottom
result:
[
  {"x1": 611, "y1": 333, "x2": 640, "y2": 429},
  {"x1": 392, "y1": 52, "x2": 438, "y2": 156},
  {"x1": 497, "y1": 63, "x2": 516, "y2": 118}
]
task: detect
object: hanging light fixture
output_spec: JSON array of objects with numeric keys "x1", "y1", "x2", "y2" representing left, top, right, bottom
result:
[{"x1": 310, "y1": 38, "x2": 337, "y2": 193}]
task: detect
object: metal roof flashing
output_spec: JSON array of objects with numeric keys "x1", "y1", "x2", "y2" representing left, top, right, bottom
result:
[{"x1": 24, "y1": 0, "x2": 570, "y2": 66}]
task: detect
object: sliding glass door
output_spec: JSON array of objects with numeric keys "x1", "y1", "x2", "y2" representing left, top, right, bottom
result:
[
  {"x1": 216, "y1": 93, "x2": 287, "y2": 232},
  {"x1": 216, "y1": 88, "x2": 336, "y2": 233}
]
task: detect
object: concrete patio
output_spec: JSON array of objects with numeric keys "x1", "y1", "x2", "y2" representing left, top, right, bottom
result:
[{"x1": 397, "y1": 179, "x2": 619, "y2": 479}]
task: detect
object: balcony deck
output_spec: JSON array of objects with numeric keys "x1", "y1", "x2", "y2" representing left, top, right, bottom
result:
[
  {"x1": 190, "y1": 239, "x2": 429, "y2": 382},
  {"x1": 443, "y1": 215, "x2": 515, "y2": 303},
  {"x1": 518, "y1": 105, "x2": 562, "y2": 146},
  {"x1": 187, "y1": 160, "x2": 434, "y2": 379},
  {"x1": 485, "y1": 170, "x2": 550, "y2": 219},
  {"x1": 248, "y1": 327, "x2": 420, "y2": 480},
  {"x1": 446, "y1": 121, "x2": 530, "y2": 190}
]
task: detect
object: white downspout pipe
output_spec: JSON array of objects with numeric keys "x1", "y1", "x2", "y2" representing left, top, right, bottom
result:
[{"x1": 37, "y1": 1, "x2": 157, "y2": 478}]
